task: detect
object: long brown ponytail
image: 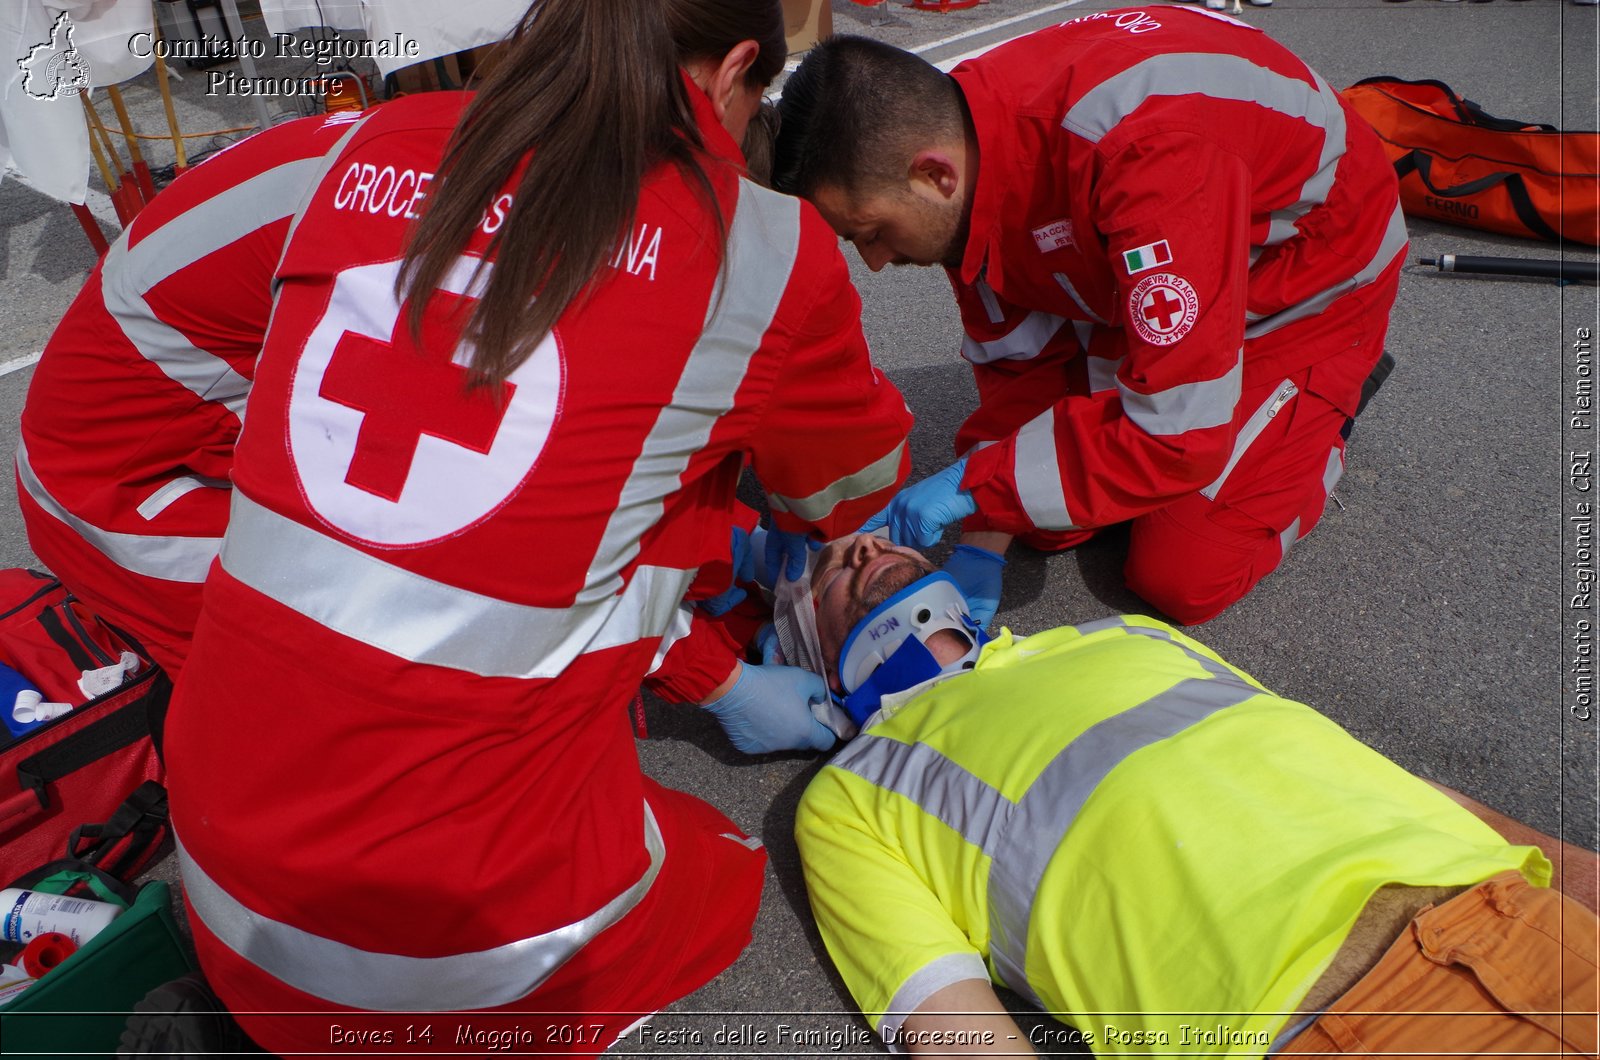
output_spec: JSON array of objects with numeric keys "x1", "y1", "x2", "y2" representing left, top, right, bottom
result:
[{"x1": 398, "y1": 0, "x2": 785, "y2": 385}]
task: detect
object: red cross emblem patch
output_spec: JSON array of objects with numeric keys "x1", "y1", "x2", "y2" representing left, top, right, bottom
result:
[
  {"x1": 1128, "y1": 273, "x2": 1199, "y2": 347},
  {"x1": 287, "y1": 257, "x2": 563, "y2": 547}
]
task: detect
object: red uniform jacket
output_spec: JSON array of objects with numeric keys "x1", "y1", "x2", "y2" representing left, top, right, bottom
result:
[
  {"x1": 17, "y1": 111, "x2": 367, "y2": 666},
  {"x1": 948, "y1": 8, "x2": 1405, "y2": 536},
  {"x1": 166, "y1": 87, "x2": 911, "y2": 1012}
]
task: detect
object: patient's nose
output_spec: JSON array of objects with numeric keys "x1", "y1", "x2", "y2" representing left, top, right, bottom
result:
[{"x1": 846, "y1": 534, "x2": 889, "y2": 567}]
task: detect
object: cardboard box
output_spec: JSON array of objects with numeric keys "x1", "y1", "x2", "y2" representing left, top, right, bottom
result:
[
  {"x1": 784, "y1": 0, "x2": 833, "y2": 55},
  {"x1": 385, "y1": 53, "x2": 464, "y2": 96},
  {"x1": 385, "y1": 42, "x2": 505, "y2": 98}
]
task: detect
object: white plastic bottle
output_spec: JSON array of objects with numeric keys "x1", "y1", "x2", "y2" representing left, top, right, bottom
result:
[{"x1": 0, "y1": 889, "x2": 122, "y2": 947}]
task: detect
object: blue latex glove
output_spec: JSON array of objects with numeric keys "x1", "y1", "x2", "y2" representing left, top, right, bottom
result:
[
  {"x1": 702, "y1": 662, "x2": 837, "y2": 754},
  {"x1": 943, "y1": 543, "x2": 1007, "y2": 628},
  {"x1": 859, "y1": 457, "x2": 977, "y2": 548},
  {"x1": 764, "y1": 524, "x2": 819, "y2": 584},
  {"x1": 700, "y1": 527, "x2": 756, "y2": 617},
  {"x1": 754, "y1": 622, "x2": 782, "y2": 666}
]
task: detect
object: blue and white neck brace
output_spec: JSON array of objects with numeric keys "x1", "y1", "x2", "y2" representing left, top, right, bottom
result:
[{"x1": 836, "y1": 572, "x2": 989, "y2": 726}]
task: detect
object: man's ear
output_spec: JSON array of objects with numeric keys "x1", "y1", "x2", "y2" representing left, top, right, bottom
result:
[
  {"x1": 908, "y1": 148, "x2": 962, "y2": 202},
  {"x1": 707, "y1": 40, "x2": 761, "y2": 124}
]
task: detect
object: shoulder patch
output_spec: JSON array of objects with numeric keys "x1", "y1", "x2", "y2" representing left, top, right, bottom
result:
[{"x1": 1128, "y1": 273, "x2": 1199, "y2": 346}]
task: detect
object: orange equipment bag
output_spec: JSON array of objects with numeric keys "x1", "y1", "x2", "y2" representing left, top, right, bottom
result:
[{"x1": 1342, "y1": 76, "x2": 1599, "y2": 246}]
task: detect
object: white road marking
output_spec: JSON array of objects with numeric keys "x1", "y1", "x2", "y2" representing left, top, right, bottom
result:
[
  {"x1": 774, "y1": 0, "x2": 1086, "y2": 96},
  {"x1": 0, "y1": 352, "x2": 43, "y2": 378},
  {"x1": 932, "y1": 2, "x2": 1090, "y2": 71},
  {"x1": 912, "y1": 0, "x2": 1087, "y2": 57}
]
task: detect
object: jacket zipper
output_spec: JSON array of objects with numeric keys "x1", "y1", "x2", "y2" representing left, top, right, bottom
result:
[{"x1": 1201, "y1": 379, "x2": 1298, "y2": 501}]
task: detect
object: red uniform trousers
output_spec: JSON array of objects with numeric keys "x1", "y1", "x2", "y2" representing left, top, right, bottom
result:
[
  {"x1": 189, "y1": 777, "x2": 764, "y2": 1056},
  {"x1": 982, "y1": 260, "x2": 1400, "y2": 626}
]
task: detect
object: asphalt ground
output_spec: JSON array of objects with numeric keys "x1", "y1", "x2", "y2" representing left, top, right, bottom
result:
[{"x1": 0, "y1": 1, "x2": 1597, "y2": 1055}]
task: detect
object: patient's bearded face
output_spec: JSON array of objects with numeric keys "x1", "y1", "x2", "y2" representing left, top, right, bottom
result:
[{"x1": 813, "y1": 534, "x2": 935, "y2": 680}]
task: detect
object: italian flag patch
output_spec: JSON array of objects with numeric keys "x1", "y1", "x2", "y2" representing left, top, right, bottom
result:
[{"x1": 1122, "y1": 240, "x2": 1172, "y2": 275}]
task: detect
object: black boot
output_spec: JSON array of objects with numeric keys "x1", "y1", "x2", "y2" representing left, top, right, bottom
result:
[
  {"x1": 1344, "y1": 349, "x2": 1397, "y2": 440},
  {"x1": 118, "y1": 973, "x2": 265, "y2": 1057},
  {"x1": 1356, "y1": 349, "x2": 1396, "y2": 419}
]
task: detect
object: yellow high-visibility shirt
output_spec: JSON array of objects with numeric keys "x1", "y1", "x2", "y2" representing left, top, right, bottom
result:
[{"x1": 795, "y1": 615, "x2": 1548, "y2": 1055}]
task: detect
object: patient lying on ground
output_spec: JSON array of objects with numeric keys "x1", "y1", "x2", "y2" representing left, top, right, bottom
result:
[{"x1": 786, "y1": 534, "x2": 1597, "y2": 1059}]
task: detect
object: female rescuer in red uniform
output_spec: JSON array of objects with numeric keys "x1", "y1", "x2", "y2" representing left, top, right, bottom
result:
[{"x1": 162, "y1": 0, "x2": 912, "y2": 1050}]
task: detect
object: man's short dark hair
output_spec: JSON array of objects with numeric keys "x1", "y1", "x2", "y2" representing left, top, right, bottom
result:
[
  {"x1": 741, "y1": 100, "x2": 783, "y2": 187},
  {"x1": 773, "y1": 36, "x2": 964, "y2": 199}
]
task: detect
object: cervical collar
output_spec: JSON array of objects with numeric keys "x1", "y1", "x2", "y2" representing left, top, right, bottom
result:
[{"x1": 836, "y1": 572, "x2": 988, "y2": 725}]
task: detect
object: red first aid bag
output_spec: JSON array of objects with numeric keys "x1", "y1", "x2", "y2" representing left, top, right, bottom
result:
[
  {"x1": 0, "y1": 570, "x2": 170, "y2": 883},
  {"x1": 1342, "y1": 76, "x2": 1600, "y2": 246}
]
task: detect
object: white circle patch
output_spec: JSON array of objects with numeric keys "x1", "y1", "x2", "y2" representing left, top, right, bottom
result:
[
  {"x1": 1129, "y1": 273, "x2": 1200, "y2": 346},
  {"x1": 287, "y1": 256, "x2": 563, "y2": 548}
]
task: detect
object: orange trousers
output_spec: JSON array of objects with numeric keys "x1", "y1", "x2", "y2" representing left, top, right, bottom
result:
[{"x1": 1282, "y1": 872, "x2": 1598, "y2": 1058}]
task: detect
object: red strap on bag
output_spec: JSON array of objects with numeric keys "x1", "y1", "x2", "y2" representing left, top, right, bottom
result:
[
  {"x1": 0, "y1": 570, "x2": 170, "y2": 883},
  {"x1": 0, "y1": 570, "x2": 146, "y2": 707},
  {"x1": 1342, "y1": 76, "x2": 1599, "y2": 246}
]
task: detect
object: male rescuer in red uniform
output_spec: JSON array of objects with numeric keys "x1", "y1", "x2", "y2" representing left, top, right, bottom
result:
[
  {"x1": 161, "y1": 0, "x2": 914, "y2": 1048},
  {"x1": 774, "y1": 7, "x2": 1405, "y2": 626},
  {"x1": 16, "y1": 110, "x2": 369, "y2": 675}
]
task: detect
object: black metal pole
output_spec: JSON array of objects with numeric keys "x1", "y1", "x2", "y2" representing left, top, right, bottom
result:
[{"x1": 1419, "y1": 254, "x2": 1599, "y2": 283}]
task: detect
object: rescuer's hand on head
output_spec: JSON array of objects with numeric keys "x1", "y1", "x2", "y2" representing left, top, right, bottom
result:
[
  {"x1": 765, "y1": 524, "x2": 821, "y2": 583},
  {"x1": 942, "y1": 543, "x2": 1007, "y2": 628},
  {"x1": 702, "y1": 661, "x2": 839, "y2": 754},
  {"x1": 859, "y1": 458, "x2": 977, "y2": 549}
]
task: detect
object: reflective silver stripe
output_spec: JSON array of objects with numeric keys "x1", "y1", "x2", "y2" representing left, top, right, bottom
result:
[
  {"x1": 647, "y1": 604, "x2": 697, "y2": 676},
  {"x1": 1061, "y1": 53, "x2": 1346, "y2": 247},
  {"x1": 221, "y1": 492, "x2": 696, "y2": 679},
  {"x1": 959, "y1": 439, "x2": 999, "y2": 460},
  {"x1": 985, "y1": 674, "x2": 1261, "y2": 997},
  {"x1": 1068, "y1": 615, "x2": 1142, "y2": 637},
  {"x1": 974, "y1": 278, "x2": 1006, "y2": 325},
  {"x1": 1118, "y1": 353, "x2": 1242, "y2": 436},
  {"x1": 768, "y1": 439, "x2": 908, "y2": 523},
  {"x1": 136, "y1": 475, "x2": 230, "y2": 521},
  {"x1": 583, "y1": 177, "x2": 799, "y2": 601},
  {"x1": 1052, "y1": 271, "x2": 1107, "y2": 324},
  {"x1": 1012, "y1": 406, "x2": 1077, "y2": 530},
  {"x1": 1262, "y1": 70, "x2": 1347, "y2": 247},
  {"x1": 1200, "y1": 378, "x2": 1297, "y2": 501},
  {"x1": 1079, "y1": 616, "x2": 1257, "y2": 685},
  {"x1": 100, "y1": 157, "x2": 327, "y2": 418},
  {"x1": 960, "y1": 310, "x2": 1067, "y2": 365},
  {"x1": 1279, "y1": 515, "x2": 1302, "y2": 558},
  {"x1": 834, "y1": 618, "x2": 1262, "y2": 1000},
  {"x1": 178, "y1": 803, "x2": 665, "y2": 1010},
  {"x1": 1322, "y1": 443, "x2": 1344, "y2": 494},
  {"x1": 1071, "y1": 320, "x2": 1095, "y2": 353},
  {"x1": 1064, "y1": 52, "x2": 1337, "y2": 144},
  {"x1": 832, "y1": 734, "x2": 1012, "y2": 853},
  {"x1": 878, "y1": 952, "x2": 991, "y2": 1046},
  {"x1": 1264, "y1": 210, "x2": 1300, "y2": 248},
  {"x1": 15, "y1": 438, "x2": 220, "y2": 583},
  {"x1": 1086, "y1": 354, "x2": 1123, "y2": 395},
  {"x1": 1246, "y1": 203, "x2": 1408, "y2": 340},
  {"x1": 1281, "y1": 446, "x2": 1342, "y2": 558}
]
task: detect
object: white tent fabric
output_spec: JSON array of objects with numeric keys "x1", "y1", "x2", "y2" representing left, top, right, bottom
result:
[
  {"x1": 257, "y1": 0, "x2": 365, "y2": 34},
  {"x1": 1, "y1": 0, "x2": 153, "y2": 204},
  {"x1": 4, "y1": 0, "x2": 525, "y2": 206},
  {"x1": 260, "y1": 0, "x2": 525, "y2": 77}
]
